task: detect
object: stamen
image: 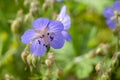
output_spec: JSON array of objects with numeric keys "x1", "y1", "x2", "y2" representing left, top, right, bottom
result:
[
  {"x1": 40, "y1": 36, "x2": 42, "y2": 38},
  {"x1": 43, "y1": 44, "x2": 48, "y2": 48},
  {"x1": 50, "y1": 36, "x2": 54, "y2": 41},
  {"x1": 38, "y1": 40, "x2": 41, "y2": 44},
  {"x1": 42, "y1": 35, "x2": 44, "y2": 37},
  {"x1": 43, "y1": 44, "x2": 46, "y2": 46},
  {"x1": 40, "y1": 35, "x2": 45, "y2": 38},
  {"x1": 47, "y1": 33, "x2": 49, "y2": 35}
]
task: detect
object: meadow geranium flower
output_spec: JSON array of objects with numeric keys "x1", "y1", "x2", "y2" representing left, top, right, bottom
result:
[
  {"x1": 104, "y1": 1, "x2": 120, "y2": 29},
  {"x1": 57, "y1": 5, "x2": 71, "y2": 41},
  {"x1": 56, "y1": 0, "x2": 63, "y2": 2},
  {"x1": 21, "y1": 18, "x2": 64, "y2": 56}
]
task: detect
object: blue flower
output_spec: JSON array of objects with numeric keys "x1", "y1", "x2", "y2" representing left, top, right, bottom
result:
[
  {"x1": 21, "y1": 18, "x2": 65, "y2": 56},
  {"x1": 57, "y1": 5, "x2": 71, "y2": 41},
  {"x1": 104, "y1": 1, "x2": 120, "y2": 29},
  {"x1": 56, "y1": 0, "x2": 63, "y2": 2}
]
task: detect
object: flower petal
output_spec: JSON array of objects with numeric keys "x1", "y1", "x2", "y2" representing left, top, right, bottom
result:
[
  {"x1": 48, "y1": 20, "x2": 64, "y2": 33},
  {"x1": 58, "y1": 5, "x2": 66, "y2": 18},
  {"x1": 21, "y1": 29, "x2": 37, "y2": 44},
  {"x1": 61, "y1": 14, "x2": 70, "y2": 30},
  {"x1": 106, "y1": 19, "x2": 117, "y2": 29},
  {"x1": 113, "y1": 1, "x2": 120, "y2": 11},
  {"x1": 62, "y1": 30, "x2": 71, "y2": 41},
  {"x1": 32, "y1": 18, "x2": 50, "y2": 30},
  {"x1": 56, "y1": 0, "x2": 63, "y2": 2},
  {"x1": 30, "y1": 39, "x2": 46, "y2": 56},
  {"x1": 104, "y1": 7, "x2": 114, "y2": 19},
  {"x1": 57, "y1": 5, "x2": 71, "y2": 30},
  {"x1": 49, "y1": 33, "x2": 64, "y2": 49}
]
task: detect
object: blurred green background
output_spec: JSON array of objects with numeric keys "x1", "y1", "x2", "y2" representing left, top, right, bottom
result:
[{"x1": 0, "y1": 0, "x2": 120, "y2": 80}]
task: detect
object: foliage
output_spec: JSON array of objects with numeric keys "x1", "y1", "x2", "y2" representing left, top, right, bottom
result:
[{"x1": 0, "y1": 0, "x2": 120, "y2": 80}]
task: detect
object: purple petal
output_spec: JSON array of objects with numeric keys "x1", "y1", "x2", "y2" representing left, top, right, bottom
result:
[
  {"x1": 58, "y1": 5, "x2": 66, "y2": 18},
  {"x1": 30, "y1": 39, "x2": 46, "y2": 56},
  {"x1": 57, "y1": 5, "x2": 71, "y2": 30},
  {"x1": 21, "y1": 29, "x2": 38, "y2": 44},
  {"x1": 56, "y1": 0, "x2": 63, "y2": 2},
  {"x1": 62, "y1": 30, "x2": 71, "y2": 41},
  {"x1": 106, "y1": 19, "x2": 117, "y2": 29},
  {"x1": 61, "y1": 14, "x2": 70, "y2": 30},
  {"x1": 113, "y1": 1, "x2": 120, "y2": 11},
  {"x1": 104, "y1": 7, "x2": 114, "y2": 19},
  {"x1": 32, "y1": 18, "x2": 50, "y2": 30},
  {"x1": 48, "y1": 20, "x2": 64, "y2": 33},
  {"x1": 49, "y1": 33, "x2": 64, "y2": 49}
]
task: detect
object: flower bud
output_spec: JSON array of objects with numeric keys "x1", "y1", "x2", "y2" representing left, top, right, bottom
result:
[
  {"x1": 42, "y1": 3, "x2": 47, "y2": 10},
  {"x1": 31, "y1": 55, "x2": 37, "y2": 68},
  {"x1": 48, "y1": 52, "x2": 55, "y2": 61},
  {"x1": 88, "y1": 50, "x2": 96, "y2": 58},
  {"x1": 45, "y1": 59, "x2": 53, "y2": 67},
  {"x1": 45, "y1": 0, "x2": 55, "y2": 5},
  {"x1": 111, "y1": 52, "x2": 120, "y2": 67},
  {"x1": 106, "y1": 68, "x2": 112, "y2": 74},
  {"x1": 42, "y1": 0, "x2": 54, "y2": 10},
  {"x1": 45, "y1": 69, "x2": 52, "y2": 78},
  {"x1": 26, "y1": 53, "x2": 38, "y2": 68},
  {"x1": 24, "y1": 13, "x2": 33, "y2": 23},
  {"x1": 111, "y1": 58, "x2": 118, "y2": 68},
  {"x1": 17, "y1": 9, "x2": 23, "y2": 16},
  {"x1": 56, "y1": 68, "x2": 63, "y2": 78},
  {"x1": 27, "y1": 54, "x2": 32, "y2": 66},
  {"x1": 96, "y1": 43, "x2": 110, "y2": 55},
  {"x1": 95, "y1": 62, "x2": 102, "y2": 72},
  {"x1": 11, "y1": 18, "x2": 22, "y2": 33},
  {"x1": 29, "y1": 1, "x2": 40, "y2": 16},
  {"x1": 24, "y1": 0, "x2": 32, "y2": 7},
  {"x1": 21, "y1": 51, "x2": 28, "y2": 64},
  {"x1": 4, "y1": 74, "x2": 14, "y2": 80},
  {"x1": 96, "y1": 47, "x2": 102, "y2": 55},
  {"x1": 101, "y1": 74, "x2": 110, "y2": 80}
]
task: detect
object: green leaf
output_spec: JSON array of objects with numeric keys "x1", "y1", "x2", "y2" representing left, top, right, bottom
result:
[
  {"x1": 75, "y1": 60, "x2": 93, "y2": 79},
  {"x1": 51, "y1": 42, "x2": 75, "y2": 66}
]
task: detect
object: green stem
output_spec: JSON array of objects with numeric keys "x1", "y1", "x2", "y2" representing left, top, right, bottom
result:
[{"x1": 116, "y1": 32, "x2": 120, "y2": 51}]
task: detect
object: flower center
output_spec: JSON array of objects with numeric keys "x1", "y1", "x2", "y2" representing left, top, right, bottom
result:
[
  {"x1": 111, "y1": 10, "x2": 120, "y2": 21},
  {"x1": 57, "y1": 17, "x2": 64, "y2": 22},
  {"x1": 35, "y1": 28, "x2": 54, "y2": 46}
]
